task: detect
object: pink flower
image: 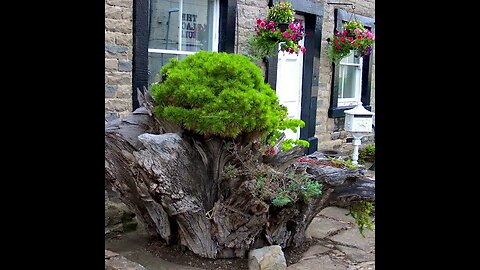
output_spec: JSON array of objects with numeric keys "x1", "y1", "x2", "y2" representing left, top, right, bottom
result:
[
  {"x1": 348, "y1": 37, "x2": 353, "y2": 42},
  {"x1": 365, "y1": 30, "x2": 375, "y2": 40},
  {"x1": 342, "y1": 30, "x2": 347, "y2": 36},
  {"x1": 271, "y1": 28, "x2": 276, "y2": 32},
  {"x1": 260, "y1": 21, "x2": 266, "y2": 28},
  {"x1": 301, "y1": 46, "x2": 306, "y2": 53},
  {"x1": 269, "y1": 21, "x2": 275, "y2": 27},
  {"x1": 292, "y1": 34, "x2": 297, "y2": 40},
  {"x1": 283, "y1": 32, "x2": 291, "y2": 38},
  {"x1": 335, "y1": 45, "x2": 341, "y2": 50},
  {"x1": 340, "y1": 37, "x2": 345, "y2": 42},
  {"x1": 334, "y1": 30, "x2": 339, "y2": 36},
  {"x1": 256, "y1": 18, "x2": 262, "y2": 25},
  {"x1": 357, "y1": 35, "x2": 362, "y2": 40},
  {"x1": 334, "y1": 40, "x2": 339, "y2": 45},
  {"x1": 354, "y1": 28, "x2": 362, "y2": 35}
]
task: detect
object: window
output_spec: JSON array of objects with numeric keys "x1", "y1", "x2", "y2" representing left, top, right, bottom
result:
[
  {"x1": 338, "y1": 52, "x2": 363, "y2": 107},
  {"x1": 147, "y1": 0, "x2": 220, "y2": 84},
  {"x1": 328, "y1": 9, "x2": 375, "y2": 118}
]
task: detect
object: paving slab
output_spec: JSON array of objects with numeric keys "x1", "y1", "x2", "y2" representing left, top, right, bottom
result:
[
  {"x1": 306, "y1": 216, "x2": 351, "y2": 239},
  {"x1": 330, "y1": 228, "x2": 375, "y2": 252},
  {"x1": 287, "y1": 255, "x2": 348, "y2": 270}
]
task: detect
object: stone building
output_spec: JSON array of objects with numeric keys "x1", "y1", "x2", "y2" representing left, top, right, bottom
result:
[{"x1": 105, "y1": 0, "x2": 375, "y2": 154}]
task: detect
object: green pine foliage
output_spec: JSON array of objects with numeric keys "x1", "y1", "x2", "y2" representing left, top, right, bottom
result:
[{"x1": 151, "y1": 51, "x2": 308, "y2": 149}]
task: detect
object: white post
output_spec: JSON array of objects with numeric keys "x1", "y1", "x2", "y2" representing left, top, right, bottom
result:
[{"x1": 351, "y1": 134, "x2": 363, "y2": 165}]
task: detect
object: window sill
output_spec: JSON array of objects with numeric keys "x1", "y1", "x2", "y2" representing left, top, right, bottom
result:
[{"x1": 328, "y1": 105, "x2": 372, "y2": 118}]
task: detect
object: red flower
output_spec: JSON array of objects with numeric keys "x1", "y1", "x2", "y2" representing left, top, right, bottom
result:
[
  {"x1": 334, "y1": 40, "x2": 339, "y2": 45},
  {"x1": 336, "y1": 45, "x2": 341, "y2": 50},
  {"x1": 342, "y1": 30, "x2": 347, "y2": 36},
  {"x1": 357, "y1": 35, "x2": 363, "y2": 40},
  {"x1": 340, "y1": 37, "x2": 345, "y2": 42},
  {"x1": 348, "y1": 37, "x2": 353, "y2": 42},
  {"x1": 256, "y1": 18, "x2": 262, "y2": 25}
]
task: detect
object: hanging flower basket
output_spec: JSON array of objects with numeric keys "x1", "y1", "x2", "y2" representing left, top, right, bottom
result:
[
  {"x1": 327, "y1": 19, "x2": 375, "y2": 64},
  {"x1": 246, "y1": 1, "x2": 306, "y2": 60},
  {"x1": 277, "y1": 23, "x2": 290, "y2": 32}
]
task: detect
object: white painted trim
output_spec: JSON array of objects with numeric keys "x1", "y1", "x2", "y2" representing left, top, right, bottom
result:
[
  {"x1": 178, "y1": 0, "x2": 183, "y2": 51},
  {"x1": 212, "y1": 0, "x2": 220, "y2": 52},
  {"x1": 338, "y1": 51, "x2": 363, "y2": 107},
  {"x1": 148, "y1": 49, "x2": 196, "y2": 55}
]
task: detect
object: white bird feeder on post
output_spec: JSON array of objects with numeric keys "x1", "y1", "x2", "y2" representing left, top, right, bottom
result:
[{"x1": 344, "y1": 102, "x2": 375, "y2": 165}]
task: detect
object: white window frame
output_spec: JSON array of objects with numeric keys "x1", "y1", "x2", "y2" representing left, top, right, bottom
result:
[
  {"x1": 337, "y1": 51, "x2": 363, "y2": 107},
  {"x1": 148, "y1": 0, "x2": 219, "y2": 57}
]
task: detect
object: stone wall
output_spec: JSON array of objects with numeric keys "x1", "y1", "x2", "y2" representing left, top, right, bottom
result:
[{"x1": 105, "y1": 0, "x2": 134, "y2": 119}]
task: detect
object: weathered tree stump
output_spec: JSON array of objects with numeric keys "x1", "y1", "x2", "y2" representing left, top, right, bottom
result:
[{"x1": 105, "y1": 91, "x2": 375, "y2": 259}]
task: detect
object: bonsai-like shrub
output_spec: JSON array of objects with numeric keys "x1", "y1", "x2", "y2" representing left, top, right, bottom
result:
[{"x1": 151, "y1": 51, "x2": 308, "y2": 149}]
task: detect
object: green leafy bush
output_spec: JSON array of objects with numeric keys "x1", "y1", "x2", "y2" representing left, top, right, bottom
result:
[{"x1": 151, "y1": 51, "x2": 308, "y2": 148}]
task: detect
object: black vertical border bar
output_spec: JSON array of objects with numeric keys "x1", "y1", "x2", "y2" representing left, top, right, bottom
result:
[
  {"x1": 132, "y1": 0, "x2": 149, "y2": 110},
  {"x1": 219, "y1": 0, "x2": 237, "y2": 53}
]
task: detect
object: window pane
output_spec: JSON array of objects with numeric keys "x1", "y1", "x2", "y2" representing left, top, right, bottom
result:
[
  {"x1": 148, "y1": 0, "x2": 216, "y2": 52},
  {"x1": 148, "y1": 53, "x2": 188, "y2": 84},
  {"x1": 338, "y1": 65, "x2": 358, "y2": 99}
]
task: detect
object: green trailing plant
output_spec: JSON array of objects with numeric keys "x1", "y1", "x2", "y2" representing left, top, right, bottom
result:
[
  {"x1": 151, "y1": 51, "x2": 308, "y2": 149},
  {"x1": 347, "y1": 201, "x2": 375, "y2": 237}
]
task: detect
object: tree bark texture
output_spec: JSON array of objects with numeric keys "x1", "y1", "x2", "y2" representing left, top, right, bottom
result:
[{"x1": 105, "y1": 91, "x2": 375, "y2": 259}]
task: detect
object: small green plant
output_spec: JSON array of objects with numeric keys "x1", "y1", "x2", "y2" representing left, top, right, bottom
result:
[
  {"x1": 272, "y1": 191, "x2": 292, "y2": 207},
  {"x1": 344, "y1": 19, "x2": 365, "y2": 33},
  {"x1": 359, "y1": 143, "x2": 375, "y2": 164},
  {"x1": 271, "y1": 174, "x2": 322, "y2": 207},
  {"x1": 347, "y1": 201, "x2": 375, "y2": 237},
  {"x1": 267, "y1": 1, "x2": 295, "y2": 24},
  {"x1": 328, "y1": 157, "x2": 358, "y2": 169},
  {"x1": 301, "y1": 181, "x2": 322, "y2": 202}
]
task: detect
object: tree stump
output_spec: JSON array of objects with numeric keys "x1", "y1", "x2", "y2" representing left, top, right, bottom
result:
[{"x1": 105, "y1": 91, "x2": 375, "y2": 259}]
